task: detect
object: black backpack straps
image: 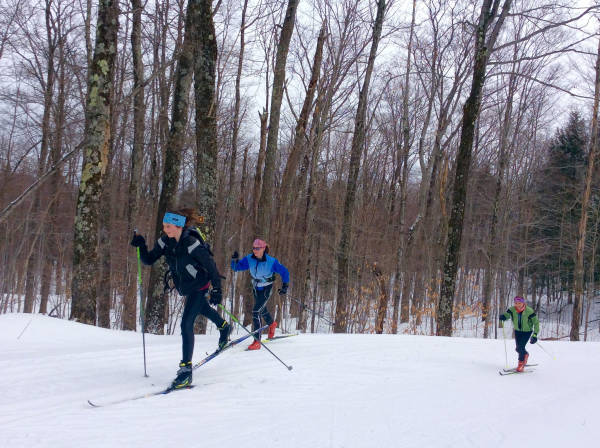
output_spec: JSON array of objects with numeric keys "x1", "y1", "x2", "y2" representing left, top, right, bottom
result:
[{"x1": 163, "y1": 269, "x2": 175, "y2": 294}]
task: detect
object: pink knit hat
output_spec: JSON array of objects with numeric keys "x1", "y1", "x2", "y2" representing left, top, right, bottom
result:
[
  {"x1": 252, "y1": 239, "x2": 267, "y2": 249},
  {"x1": 513, "y1": 296, "x2": 525, "y2": 303}
]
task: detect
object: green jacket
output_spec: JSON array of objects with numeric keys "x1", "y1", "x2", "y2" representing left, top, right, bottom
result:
[{"x1": 501, "y1": 306, "x2": 539, "y2": 337}]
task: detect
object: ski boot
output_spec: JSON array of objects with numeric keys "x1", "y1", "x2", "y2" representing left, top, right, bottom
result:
[
  {"x1": 171, "y1": 361, "x2": 192, "y2": 389},
  {"x1": 218, "y1": 321, "x2": 232, "y2": 350},
  {"x1": 516, "y1": 360, "x2": 525, "y2": 372},
  {"x1": 267, "y1": 321, "x2": 278, "y2": 339},
  {"x1": 247, "y1": 339, "x2": 261, "y2": 350},
  {"x1": 523, "y1": 353, "x2": 529, "y2": 367}
]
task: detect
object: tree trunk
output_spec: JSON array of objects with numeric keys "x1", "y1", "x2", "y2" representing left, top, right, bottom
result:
[
  {"x1": 221, "y1": 0, "x2": 249, "y2": 260},
  {"x1": 274, "y1": 23, "x2": 325, "y2": 252},
  {"x1": 71, "y1": 0, "x2": 120, "y2": 325},
  {"x1": 97, "y1": 152, "x2": 113, "y2": 329},
  {"x1": 192, "y1": 0, "x2": 218, "y2": 335},
  {"x1": 334, "y1": 0, "x2": 386, "y2": 333},
  {"x1": 24, "y1": 0, "x2": 58, "y2": 314},
  {"x1": 232, "y1": 145, "x2": 250, "y2": 320},
  {"x1": 256, "y1": 0, "x2": 299, "y2": 238},
  {"x1": 146, "y1": 0, "x2": 196, "y2": 333},
  {"x1": 252, "y1": 108, "x2": 268, "y2": 229},
  {"x1": 483, "y1": 55, "x2": 518, "y2": 337},
  {"x1": 437, "y1": 0, "x2": 512, "y2": 336},
  {"x1": 193, "y1": 0, "x2": 218, "y2": 240},
  {"x1": 122, "y1": 0, "x2": 146, "y2": 331},
  {"x1": 392, "y1": 0, "x2": 416, "y2": 334},
  {"x1": 571, "y1": 33, "x2": 600, "y2": 341},
  {"x1": 374, "y1": 263, "x2": 388, "y2": 333}
]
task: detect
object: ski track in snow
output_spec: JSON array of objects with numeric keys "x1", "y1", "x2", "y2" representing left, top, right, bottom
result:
[{"x1": 0, "y1": 313, "x2": 597, "y2": 448}]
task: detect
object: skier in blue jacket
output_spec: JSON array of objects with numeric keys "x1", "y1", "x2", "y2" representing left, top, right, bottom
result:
[{"x1": 231, "y1": 238, "x2": 289, "y2": 349}]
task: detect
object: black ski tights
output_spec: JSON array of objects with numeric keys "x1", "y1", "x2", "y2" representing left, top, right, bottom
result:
[
  {"x1": 180, "y1": 290, "x2": 225, "y2": 363},
  {"x1": 252, "y1": 285, "x2": 274, "y2": 338}
]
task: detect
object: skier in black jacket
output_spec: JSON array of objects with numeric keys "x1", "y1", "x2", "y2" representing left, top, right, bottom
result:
[{"x1": 131, "y1": 208, "x2": 231, "y2": 389}]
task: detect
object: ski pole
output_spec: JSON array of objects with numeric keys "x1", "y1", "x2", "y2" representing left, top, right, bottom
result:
[
  {"x1": 501, "y1": 322, "x2": 508, "y2": 369},
  {"x1": 135, "y1": 230, "x2": 149, "y2": 377},
  {"x1": 534, "y1": 340, "x2": 555, "y2": 360},
  {"x1": 229, "y1": 268, "x2": 238, "y2": 327},
  {"x1": 286, "y1": 294, "x2": 335, "y2": 326},
  {"x1": 218, "y1": 304, "x2": 293, "y2": 371}
]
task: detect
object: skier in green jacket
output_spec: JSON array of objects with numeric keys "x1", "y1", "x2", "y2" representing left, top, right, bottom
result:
[{"x1": 499, "y1": 296, "x2": 540, "y2": 372}]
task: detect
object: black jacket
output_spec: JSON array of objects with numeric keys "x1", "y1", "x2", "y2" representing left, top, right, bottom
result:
[{"x1": 139, "y1": 227, "x2": 221, "y2": 296}]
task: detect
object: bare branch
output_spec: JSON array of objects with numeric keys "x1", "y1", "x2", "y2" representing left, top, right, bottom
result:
[
  {"x1": 493, "y1": 5, "x2": 600, "y2": 53},
  {"x1": 489, "y1": 71, "x2": 594, "y2": 99}
]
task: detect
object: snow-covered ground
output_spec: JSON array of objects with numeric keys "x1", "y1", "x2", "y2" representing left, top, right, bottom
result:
[{"x1": 0, "y1": 313, "x2": 598, "y2": 448}]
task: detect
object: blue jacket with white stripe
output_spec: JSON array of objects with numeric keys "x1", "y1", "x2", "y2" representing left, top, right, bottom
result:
[
  {"x1": 231, "y1": 254, "x2": 289, "y2": 290},
  {"x1": 139, "y1": 227, "x2": 221, "y2": 296}
]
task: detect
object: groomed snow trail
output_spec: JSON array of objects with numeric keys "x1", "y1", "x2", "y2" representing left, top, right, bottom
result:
[{"x1": 0, "y1": 314, "x2": 597, "y2": 448}]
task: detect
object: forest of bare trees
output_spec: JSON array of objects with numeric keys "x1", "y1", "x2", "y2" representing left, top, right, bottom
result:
[{"x1": 1, "y1": 0, "x2": 599, "y2": 341}]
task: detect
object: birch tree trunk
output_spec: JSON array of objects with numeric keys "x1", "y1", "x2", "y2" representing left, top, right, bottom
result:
[
  {"x1": 71, "y1": 0, "x2": 120, "y2": 325},
  {"x1": 334, "y1": 0, "x2": 386, "y2": 333}
]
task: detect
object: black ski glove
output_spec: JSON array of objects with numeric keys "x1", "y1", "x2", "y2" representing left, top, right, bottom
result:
[
  {"x1": 232, "y1": 251, "x2": 239, "y2": 261},
  {"x1": 209, "y1": 288, "x2": 222, "y2": 306},
  {"x1": 499, "y1": 315, "x2": 507, "y2": 322},
  {"x1": 130, "y1": 234, "x2": 146, "y2": 248},
  {"x1": 278, "y1": 283, "x2": 288, "y2": 295},
  {"x1": 530, "y1": 336, "x2": 537, "y2": 344}
]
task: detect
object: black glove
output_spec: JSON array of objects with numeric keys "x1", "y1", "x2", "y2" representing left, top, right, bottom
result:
[
  {"x1": 130, "y1": 234, "x2": 146, "y2": 248},
  {"x1": 278, "y1": 283, "x2": 288, "y2": 295},
  {"x1": 209, "y1": 288, "x2": 222, "y2": 305},
  {"x1": 499, "y1": 315, "x2": 507, "y2": 322},
  {"x1": 530, "y1": 336, "x2": 537, "y2": 344},
  {"x1": 232, "y1": 251, "x2": 239, "y2": 260}
]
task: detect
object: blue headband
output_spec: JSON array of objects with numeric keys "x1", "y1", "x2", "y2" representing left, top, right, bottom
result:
[{"x1": 163, "y1": 212, "x2": 186, "y2": 227}]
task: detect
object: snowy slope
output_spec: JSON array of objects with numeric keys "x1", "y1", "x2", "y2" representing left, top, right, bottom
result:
[{"x1": 0, "y1": 313, "x2": 597, "y2": 448}]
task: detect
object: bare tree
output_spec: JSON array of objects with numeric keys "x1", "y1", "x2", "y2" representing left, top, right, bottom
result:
[
  {"x1": 571, "y1": 31, "x2": 600, "y2": 341},
  {"x1": 275, "y1": 23, "x2": 325, "y2": 261},
  {"x1": 146, "y1": 0, "x2": 197, "y2": 333},
  {"x1": 437, "y1": 0, "x2": 512, "y2": 336},
  {"x1": 70, "y1": 0, "x2": 120, "y2": 325},
  {"x1": 194, "y1": 0, "x2": 218, "y2": 240},
  {"x1": 122, "y1": 0, "x2": 146, "y2": 331},
  {"x1": 334, "y1": 0, "x2": 386, "y2": 333},
  {"x1": 256, "y1": 0, "x2": 299, "y2": 238}
]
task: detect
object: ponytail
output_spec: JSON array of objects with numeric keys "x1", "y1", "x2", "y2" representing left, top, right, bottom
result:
[{"x1": 175, "y1": 207, "x2": 204, "y2": 228}]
